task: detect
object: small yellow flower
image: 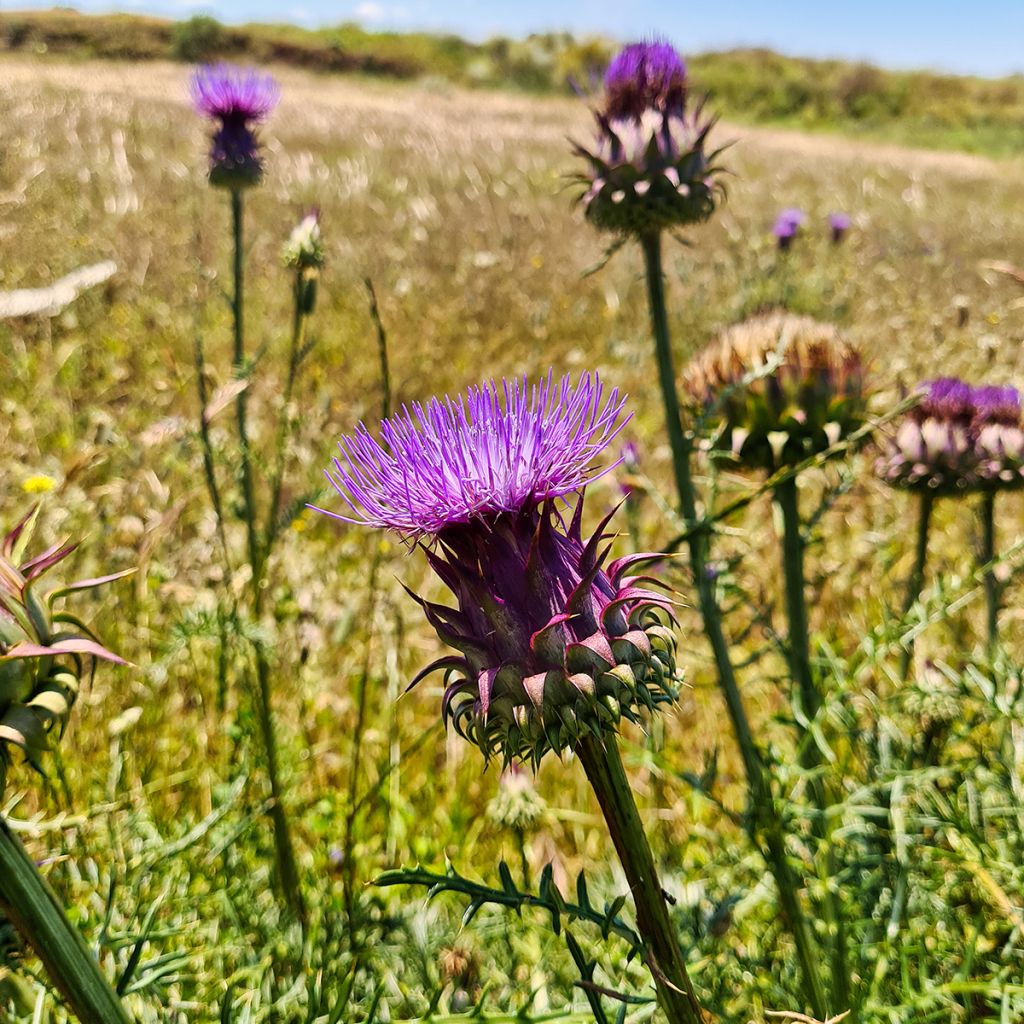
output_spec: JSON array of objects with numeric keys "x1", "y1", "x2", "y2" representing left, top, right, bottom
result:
[
  {"x1": 22, "y1": 475, "x2": 56, "y2": 494},
  {"x1": 530, "y1": 254, "x2": 544, "y2": 269}
]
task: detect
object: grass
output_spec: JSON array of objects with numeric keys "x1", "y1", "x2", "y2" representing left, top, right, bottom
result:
[{"x1": 1, "y1": 55, "x2": 1023, "y2": 1022}]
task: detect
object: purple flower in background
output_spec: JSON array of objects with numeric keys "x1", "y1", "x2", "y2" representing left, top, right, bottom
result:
[
  {"x1": 772, "y1": 209, "x2": 805, "y2": 250},
  {"x1": 828, "y1": 212, "x2": 852, "y2": 244},
  {"x1": 315, "y1": 372, "x2": 679, "y2": 765},
  {"x1": 878, "y1": 378, "x2": 1024, "y2": 494},
  {"x1": 604, "y1": 40, "x2": 687, "y2": 120},
  {"x1": 191, "y1": 64, "x2": 279, "y2": 189},
  {"x1": 972, "y1": 385, "x2": 1021, "y2": 425}
]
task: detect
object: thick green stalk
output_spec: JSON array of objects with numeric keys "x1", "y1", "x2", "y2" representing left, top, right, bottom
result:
[
  {"x1": 899, "y1": 491, "x2": 934, "y2": 680},
  {"x1": 228, "y1": 186, "x2": 304, "y2": 925},
  {"x1": 639, "y1": 231, "x2": 828, "y2": 1020},
  {"x1": 575, "y1": 733, "x2": 704, "y2": 1024},
  {"x1": 774, "y1": 477, "x2": 820, "y2": 732},
  {"x1": 0, "y1": 820, "x2": 132, "y2": 1024},
  {"x1": 980, "y1": 491, "x2": 999, "y2": 651},
  {"x1": 230, "y1": 188, "x2": 262, "y2": 583},
  {"x1": 774, "y1": 476, "x2": 850, "y2": 1017}
]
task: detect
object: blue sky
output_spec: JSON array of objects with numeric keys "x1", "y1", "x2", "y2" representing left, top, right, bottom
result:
[{"x1": 21, "y1": 0, "x2": 1024, "y2": 77}]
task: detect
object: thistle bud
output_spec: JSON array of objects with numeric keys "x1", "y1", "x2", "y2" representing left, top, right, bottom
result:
[
  {"x1": 574, "y1": 41, "x2": 725, "y2": 239},
  {"x1": 680, "y1": 311, "x2": 867, "y2": 472},
  {"x1": 0, "y1": 508, "x2": 127, "y2": 796},
  {"x1": 281, "y1": 209, "x2": 324, "y2": 314},
  {"x1": 487, "y1": 765, "x2": 545, "y2": 830},
  {"x1": 315, "y1": 373, "x2": 681, "y2": 766}
]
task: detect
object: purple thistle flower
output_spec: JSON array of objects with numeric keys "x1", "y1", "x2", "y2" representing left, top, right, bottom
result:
[
  {"x1": 971, "y1": 384, "x2": 1021, "y2": 425},
  {"x1": 320, "y1": 372, "x2": 628, "y2": 536},
  {"x1": 828, "y1": 212, "x2": 851, "y2": 244},
  {"x1": 604, "y1": 40, "x2": 688, "y2": 121},
  {"x1": 878, "y1": 377, "x2": 1024, "y2": 494},
  {"x1": 190, "y1": 64, "x2": 279, "y2": 189},
  {"x1": 772, "y1": 211, "x2": 804, "y2": 250},
  {"x1": 315, "y1": 372, "x2": 679, "y2": 765}
]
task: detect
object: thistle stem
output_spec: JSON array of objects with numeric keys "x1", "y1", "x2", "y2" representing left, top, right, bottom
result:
[
  {"x1": 230, "y1": 188, "x2": 262, "y2": 585},
  {"x1": 899, "y1": 491, "x2": 934, "y2": 680},
  {"x1": 774, "y1": 475, "x2": 850, "y2": 1017},
  {"x1": 266, "y1": 270, "x2": 312, "y2": 551},
  {"x1": 229, "y1": 186, "x2": 304, "y2": 925},
  {"x1": 980, "y1": 491, "x2": 999, "y2": 652},
  {"x1": 0, "y1": 820, "x2": 132, "y2": 1024},
  {"x1": 575, "y1": 733, "x2": 703, "y2": 1024},
  {"x1": 773, "y1": 477, "x2": 820, "y2": 741},
  {"x1": 639, "y1": 230, "x2": 828, "y2": 1020}
]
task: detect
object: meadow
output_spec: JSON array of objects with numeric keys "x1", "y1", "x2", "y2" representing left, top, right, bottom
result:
[{"x1": 1, "y1": 53, "x2": 1024, "y2": 1023}]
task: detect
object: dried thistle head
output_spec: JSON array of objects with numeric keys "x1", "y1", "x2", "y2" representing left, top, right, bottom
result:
[
  {"x1": 680, "y1": 311, "x2": 867, "y2": 472},
  {"x1": 0, "y1": 508, "x2": 129, "y2": 795}
]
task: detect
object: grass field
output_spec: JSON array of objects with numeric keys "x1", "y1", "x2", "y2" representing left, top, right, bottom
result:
[{"x1": 2, "y1": 56, "x2": 1024, "y2": 1023}]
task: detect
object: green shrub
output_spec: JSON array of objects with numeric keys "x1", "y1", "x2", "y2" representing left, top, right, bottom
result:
[{"x1": 171, "y1": 14, "x2": 225, "y2": 62}]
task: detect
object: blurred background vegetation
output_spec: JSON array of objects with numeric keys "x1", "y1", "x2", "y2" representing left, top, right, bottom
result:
[{"x1": 5, "y1": 8, "x2": 1024, "y2": 155}]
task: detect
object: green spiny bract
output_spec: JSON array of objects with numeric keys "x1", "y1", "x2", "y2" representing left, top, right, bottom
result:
[
  {"x1": 0, "y1": 508, "x2": 128, "y2": 796},
  {"x1": 681, "y1": 311, "x2": 868, "y2": 473},
  {"x1": 407, "y1": 499, "x2": 680, "y2": 768},
  {"x1": 574, "y1": 106, "x2": 727, "y2": 239}
]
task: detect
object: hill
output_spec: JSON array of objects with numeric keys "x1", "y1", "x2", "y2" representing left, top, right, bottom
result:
[{"x1": 3, "y1": 9, "x2": 1024, "y2": 155}]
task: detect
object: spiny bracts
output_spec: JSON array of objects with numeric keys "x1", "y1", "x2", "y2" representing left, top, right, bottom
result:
[
  {"x1": 0, "y1": 507, "x2": 128, "y2": 796},
  {"x1": 405, "y1": 497, "x2": 679, "y2": 766},
  {"x1": 574, "y1": 107, "x2": 725, "y2": 239},
  {"x1": 680, "y1": 311, "x2": 867, "y2": 472}
]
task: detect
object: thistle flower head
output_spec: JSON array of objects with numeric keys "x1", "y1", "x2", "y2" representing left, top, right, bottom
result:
[
  {"x1": 322, "y1": 373, "x2": 628, "y2": 535},
  {"x1": 316, "y1": 373, "x2": 680, "y2": 766},
  {"x1": 772, "y1": 208, "x2": 806, "y2": 249},
  {"x1": 828, "y1": 211, "x2": 851, "y2": 243},
  {"x1": 878, "y1": 378, "x2": 1024, "y2": 493},
  {"x1": 0, "y1": 508, "x2": 127, "y2": 796},
  {"x1": 190, "y1": 64, "x2": 279, "y2": 190},
  {"x1": 574, "y1": 106, "x2": 725, "y2": 238},
  {"x1": 680, "y1": 311, "x2": 867, "y2": 471},
  {"x1": 603, "y1": 40, "x2": 687, "y2": 121}
]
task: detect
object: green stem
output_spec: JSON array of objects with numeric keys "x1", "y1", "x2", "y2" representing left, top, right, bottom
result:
[
  {"x1": 774, "y1": 477, "x2": 820, "y2": 749},
  {"x1": 229, "y1": 187, "x2": 304, "y2": 925},
  {"x1": 899, "y1": 491, "x2": 934, "y2": 680},
  {"x1": 575, "y1": 733, "x2": 704, "y2": 1024},
  {"x1": 639, "y1": 231, "x2": 828, "y2": 1020},
  {"x1": 0, "y1": 820, "x2": 132, "y2": 1024},
  {"x1": 980, "y1": 491, "x2": 999, "y2": 652},
  {"x1": 230, "y1": 188, "x2": 261, "y2": 585},
  {"x1": 774, "y1": 476, "x2": 850, "y2": 1018}
]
